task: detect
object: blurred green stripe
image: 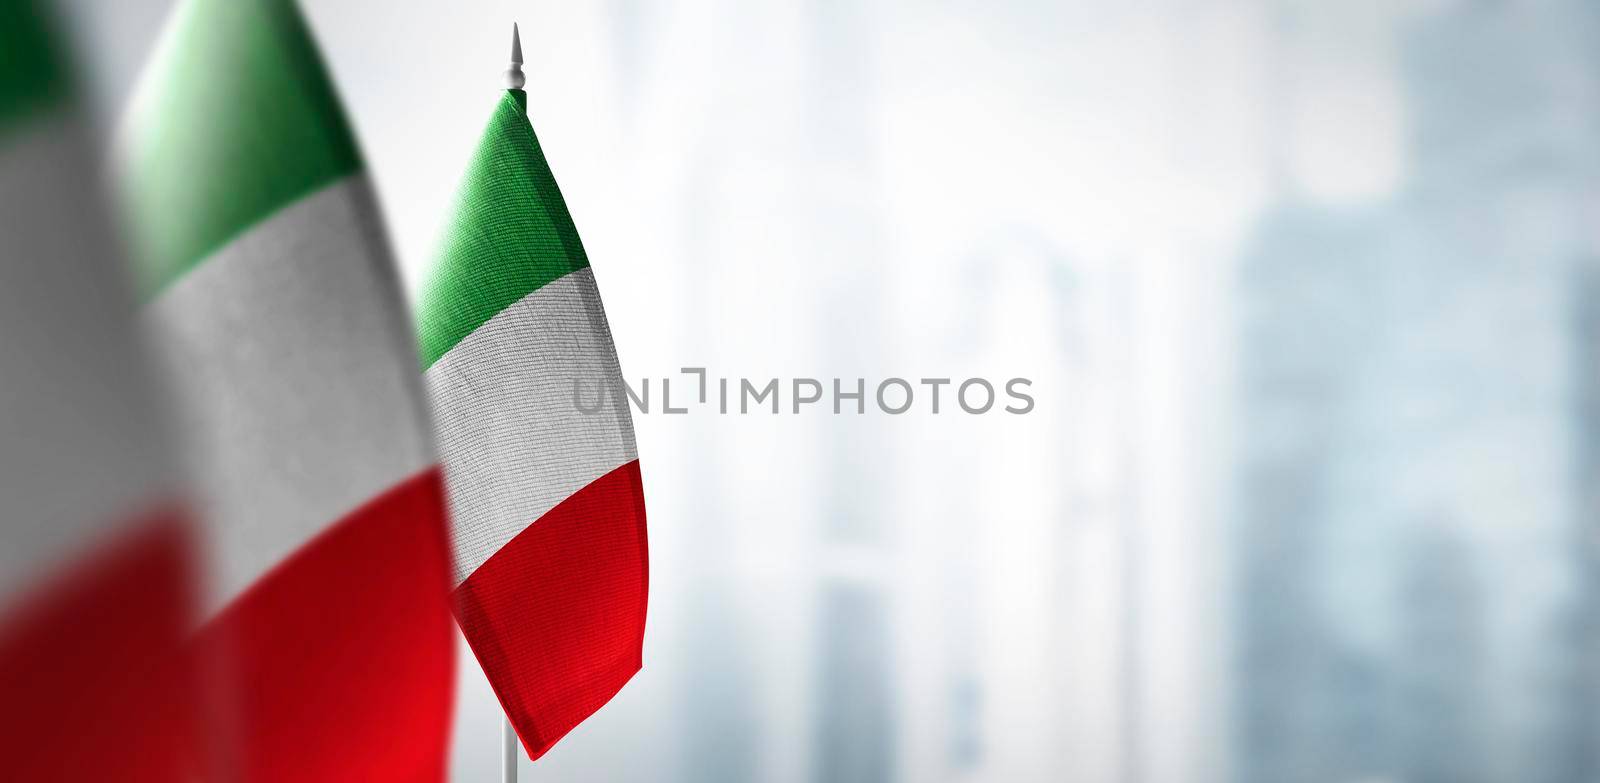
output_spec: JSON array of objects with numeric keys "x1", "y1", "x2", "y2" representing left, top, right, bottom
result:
[
  {"x1": 0, "y1": 0, "x2": 69, "y2": 132},
  {"x1": 121, "y1": 0, "x2": 362, "y2": 299}
]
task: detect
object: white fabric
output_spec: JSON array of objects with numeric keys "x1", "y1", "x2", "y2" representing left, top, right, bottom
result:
[
  {"x1": 0, "y1": 110, "x2": 175, "y2": 608},
  {"x1": 425, "y1": 268, "x2": 637, "y2": 587},
  {"x1": 148, "y1": 174, "x2": 434, "y2": 613}
]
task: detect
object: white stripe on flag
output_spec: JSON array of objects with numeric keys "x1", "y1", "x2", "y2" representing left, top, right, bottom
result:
[
  {"x1": 147, "y1": 175, "x2": 434, "y2": 612},
  {"x1": 0, "y1": 111, "x2": 175, "y2": 605},
  {"x1": 425, "y1": 267, "x2": 637, "y2": 587}
]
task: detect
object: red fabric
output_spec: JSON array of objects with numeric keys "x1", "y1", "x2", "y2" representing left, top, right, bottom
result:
[
  {"x1": 0, "y1": 508, "x2": 199, "y2": 782},
  {"x1": 200, "y1": 468, "x2": 455, "y2": 782},
  {"x1": 454, "y1": 459, "x2": 649, "y2": 760}
]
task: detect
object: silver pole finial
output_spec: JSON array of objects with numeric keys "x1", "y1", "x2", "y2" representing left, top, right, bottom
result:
[{"x1": 505, "y1": 23, "x2": 525, "y2": 90}]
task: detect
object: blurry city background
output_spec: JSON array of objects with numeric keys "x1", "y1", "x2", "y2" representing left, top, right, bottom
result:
[{"x1": 49, "y1": 0, "x2": 1600, "y2": 780}]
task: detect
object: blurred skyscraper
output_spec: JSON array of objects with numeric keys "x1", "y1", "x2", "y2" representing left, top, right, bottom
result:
[
  {"x1": 803, "y1": 2, "x2": 898, "y2": 781},
  {"x1": 949, "y1": 231, "x2": 1089, "y2": 782},
  {"x1": 1233, "y1": 1, "x2": 1600, "y2": 781},
  {"x1": 1233, "y1": 200, "x2": 1393, "y2": 783}
]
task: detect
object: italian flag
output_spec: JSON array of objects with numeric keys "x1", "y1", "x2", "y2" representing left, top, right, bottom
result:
[
  {"x1": 0, "y1": 2, "x2": 197, "y2": 780},
  {"x1": 120, "y1": 0, "x2": 454, "y2": 779},
  {"x1": 417, "y1": 78, "x2": 649, "y2": 759}
]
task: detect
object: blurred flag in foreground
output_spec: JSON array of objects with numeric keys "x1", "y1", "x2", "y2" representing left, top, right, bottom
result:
[
  {"x1": 0, "y1": 1, "x2": 198, "y2": 779},
  {"x1": 417, "y1": 27, "x2": 649, "y2": 761},
  {"x1": 120, "y1": 0, "x2": 454, "y2": 778}
]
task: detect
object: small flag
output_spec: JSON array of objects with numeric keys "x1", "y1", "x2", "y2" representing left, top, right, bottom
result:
[
  {"x1": 0, "y1": 2, "x2": 198, "y2": 779},
  {"x1": 417, "y1": 26, "x2": 649, "y2": 761},
  {"x1": 120, "y1": 0, "x2": 454, "y2": 778}
]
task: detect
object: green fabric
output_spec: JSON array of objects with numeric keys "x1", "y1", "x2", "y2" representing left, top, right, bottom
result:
[
  {"x1": 416, "y1": 90, "x2": 590, "y2": 369},
  {"x1": 121, "y1": 0, "x2": 362, "y2": 299},
  {"x1": 0, "y1": 0, "x2": 69, "y2": 132}
]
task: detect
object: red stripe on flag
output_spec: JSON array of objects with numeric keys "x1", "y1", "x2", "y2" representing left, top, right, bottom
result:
[
  {"x1": 200, "y1": 468, "x2": 455, "y2": 782},
  {"x1": 454, "y1": 459, "x2": 649, "y2": 760},
  {"x1": 0, "y1": 509, "x2": 198, "y2": 782}
]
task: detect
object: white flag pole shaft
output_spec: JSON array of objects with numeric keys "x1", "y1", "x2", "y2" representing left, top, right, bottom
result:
[
  {"x1": 499, "y1": 24, "x2": 526, "y2": 783},
  {"x1": 502, "y1": 714, "x2": 519, "y2": 783}
]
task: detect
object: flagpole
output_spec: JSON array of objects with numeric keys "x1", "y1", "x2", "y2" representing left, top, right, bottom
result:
[
  {"x1": 500, "y1": 24, "x2": 526, "y2": 783},
  {"x1": 502, "y1": 714, "x2": 519, "y2": 783}
]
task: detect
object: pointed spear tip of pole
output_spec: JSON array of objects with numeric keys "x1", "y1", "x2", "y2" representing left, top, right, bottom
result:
[{"x1": 505, "y1": 23, "x2": 526, "y2": 90}]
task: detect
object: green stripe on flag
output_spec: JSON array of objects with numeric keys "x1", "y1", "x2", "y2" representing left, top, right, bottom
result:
[
  {"x1": 0, "y1": 0, "x2": 69, "y2": 132},
  {"x1": 121, "y1": 0, "x2": 362, "y2": 299},
  {"x1": 416, "y1": 90, "x2": 590, "y2": 369}
]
